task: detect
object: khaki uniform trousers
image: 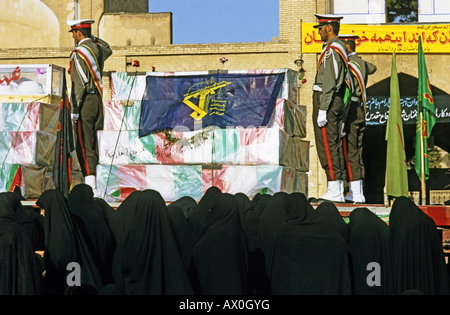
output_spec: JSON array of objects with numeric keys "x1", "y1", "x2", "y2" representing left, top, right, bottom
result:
[
  {"x1": 312, "y1": 91, "x2": 347, "y2": 182},
  {"x1": 75, "y1": 93, "x2": 104, "y2": 176},
  {"x1": 343, "y1": 100, "x2": 366, "y2": 181}
]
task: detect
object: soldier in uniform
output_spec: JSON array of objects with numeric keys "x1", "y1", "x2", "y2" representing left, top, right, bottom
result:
[
  {"x1": 68, "y1": 19, "x2": 112, "y2": 194},
  {"x1": 339, "y1": 34, "x2": 377, "y2": 204},
  {"x1": 312, "y1": 14, "x2": 350, "y2": 203}
]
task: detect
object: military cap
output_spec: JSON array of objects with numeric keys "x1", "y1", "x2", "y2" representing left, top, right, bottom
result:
[
  {"x1": 339, "y1": 34, "x2": 360, "y2": 41},
  {"x1": 313, "y1": 14, "x2": 344, "y2": 28},
  {"x1": 67, "y1": 19, "x2": 95, "y2": 32}
]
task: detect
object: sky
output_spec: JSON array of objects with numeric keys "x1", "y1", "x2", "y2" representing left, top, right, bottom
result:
[{"x1": 148, "y1": 0, "x2": 279, "y2": 44}]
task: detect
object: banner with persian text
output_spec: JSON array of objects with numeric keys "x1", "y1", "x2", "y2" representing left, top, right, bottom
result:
[
  {"x1": 302, "y1": 23, "x2": 450, "y2": 53},
  {"x1": 365, "y1": 95, "x2": 450, "y2": 125}
]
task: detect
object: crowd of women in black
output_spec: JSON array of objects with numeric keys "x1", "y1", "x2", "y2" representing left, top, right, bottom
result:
[{"x1": 0, "y1": 184, "x2": 448, "y2": 295}]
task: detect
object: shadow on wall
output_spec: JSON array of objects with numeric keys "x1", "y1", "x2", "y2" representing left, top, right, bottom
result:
[{"x1": 0, "y1": 0, "x2": 59, "y2": 49}]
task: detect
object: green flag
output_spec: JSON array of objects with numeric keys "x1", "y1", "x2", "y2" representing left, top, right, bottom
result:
[
  {"x1": 385, "y1": 53, "x2": 408, "y2": 197},
  {"x1": 415, "y1": 36, "x2": 436, "y2": 181},
  {"x1": 53, "y1": 70, "x2": 75, "y2": 199}
]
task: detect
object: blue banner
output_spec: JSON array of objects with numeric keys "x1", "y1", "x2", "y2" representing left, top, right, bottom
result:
[{"x1": 138, "y1": 73, "x2": 285, "y2": 137}]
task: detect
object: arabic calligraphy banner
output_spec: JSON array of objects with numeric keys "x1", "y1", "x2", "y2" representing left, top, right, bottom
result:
[
  {"x1": 139, "y1": 73, "x2": 285, "y2": 137},
  {"x1": 365, "y1": 96, "x2": 450, "y2": 125},
  {"x1": 302, "y1": 23, "x2": 450, "y2": 53}
]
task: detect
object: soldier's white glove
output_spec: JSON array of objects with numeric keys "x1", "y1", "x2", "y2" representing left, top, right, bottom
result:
[
  {"x1": 71, "y1": 113, "x2": 79, "y2": 122},
  {"x1": 317, "y1": 110, "x2": 328, "y2": 127},
  {"x1": 340, "y1": 122, "x2": 346, "y2": 137}
]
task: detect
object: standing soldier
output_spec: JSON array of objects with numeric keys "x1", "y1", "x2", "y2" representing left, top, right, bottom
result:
[
  {"x1": 339, "y1": 34, "x2": 377, "y2": 204},
  {"x1": 312, "y1": 14, "x2": 352, "y2": 203},
  {"x1": 68, "y1": 19, "x2": 112, "y2": 194}
]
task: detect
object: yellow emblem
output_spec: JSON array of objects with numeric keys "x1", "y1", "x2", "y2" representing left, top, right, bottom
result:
[{"x1": 183, "y1": 77, "x2": 231, "y2": 120}]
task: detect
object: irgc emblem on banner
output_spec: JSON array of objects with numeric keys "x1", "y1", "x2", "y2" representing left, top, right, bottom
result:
[
  {"x1": 183, "y1": 77, "x2": 232, "y2": 120},
  {"x1": 139, "y1": 73, "x2": 285, "y2": 137}
]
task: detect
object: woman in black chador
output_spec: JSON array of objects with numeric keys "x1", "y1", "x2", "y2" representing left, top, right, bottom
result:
[
  {"x1": 107, "y1": 189, "x2": 193, "y2": 295},
  {"x1": 166, "y1": 196, "x2": 199, "y2": 291},
  {"x1": 67, "y1": 184, "x2": 116, "y2": 290},
  {"x1": 315, "y1": 201, "x2": 349, "y2": 242},
  {"x1": 235, "y1": 192, "x2": 270, "y2": 294},
  {"x1": 255, "y1": 192, "x2": 287, "y2": 294},
  {"x1": 347, "y1": 207, "x2": 394, "y2": 294},
  {"x1": 389, "y1": 196, "x2": 448, "y2": 295},
  {"x1": 187, "y1": 186, "x2": 222, "y2": 238},
  {"x1": 167, "y1": 195, "x2": 198, "y2": 271},
  {"x1": 0, "y1": 192, "x2": 43, "y2": 294},
  {"x1": 36, "y1": 189, "x2": 78, "y2": 295},
  {"x1": 191, "y1": 193, "x2": 250, "y2": 295},
  {"x1": 271, "y1": 192, "x2": 352, "y2": 294}
]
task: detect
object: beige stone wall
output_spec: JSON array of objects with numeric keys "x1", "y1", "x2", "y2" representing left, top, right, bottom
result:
[
  {"x1": 0, "y1": 0, "x2": 60, "y2": 48},
  {"x1": 99, "y1": 12, "x2": 172, "y2": 47},
  {"x1": 1, "y1": 0, "x2": 447, "y2": 199},
  {"x1": 40, "y1": 0, "x2": 105, "y2": 48},
  {"x1": 2, "y1": 0, "x2": 164, "y2": 49},
  {"x1": 360, "y1": 53, "x2": 450, "y2": 94},
  {"x1": 0, "y1": 0, "x2": 337, "y2": 199}
]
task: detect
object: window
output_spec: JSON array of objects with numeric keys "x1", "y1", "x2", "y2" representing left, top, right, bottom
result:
[{"x1": 386, "y1": 0, "x2": 418, "y2": 22}]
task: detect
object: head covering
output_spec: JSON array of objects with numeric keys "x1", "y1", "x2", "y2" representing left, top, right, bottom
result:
[
  {"x1": 67, "y1": 19, "x2": 94, "y2": 32},
  {"x1": 315, "y1": 201, "x2": 349, "y2": 242},
  {"x1": 11, "y1": 186, "x2": 44, "y2": 251},
  {"x1": 191, "y1": 193, "x2": 249, "y2": 295},
  {"x1": 169, "y1": 195, "x2": 198, "y2": 219},
  {"x1": 255, "y1": 192, "x2": 288, "y2": 294},
  {"x1": 167, "y1": 196, "x2": 200, "y2": 292},
  {"x1": 187, "y1": 186, "x2": 222, "y2": 238},
  {"x1": 93, "y1": 197, "x2": 115, "y2": 221},
  {"x1": 339, "y1": 34, "x2": 360, "y2": 41},
  {"x1": 246, "y1": 193, "x2": 272, "y2": 294},
  {"x1": 271, "y1": 192, "x2": 352, "y2": 294},
  {"x1": 67, "y1": 184, "x2": 116, "y2": 290},
  {"x1": 389, "y1": 196, "x2": 448, "y2": 295},
  {"x1": 313, "y1": 13, "x2": 344, "y2": 28},
  {"x1": 0, "y1": 192, "x2": 43, "y2": 294},
  {"x1": 108, "y1": 189, "x2": 193, "y2": 295},
  {"x1": 234, "y1": 193, "x2": 253, "y2": 238},
  {"x1": 166, "y1": 196, "x2": 198, "y2": 272},
  {"x1": 107, "y1": 190, "x2": 141, "y2": 288},
  {"x1": 36, "y1": 189, "x2": 78, "y2": 295},
  {"x1": 247, "y1": 193, "x2": 272, "y2": 249},
  {"x1": 348, "y1": 207, "x2": 394, "y2": 295}
]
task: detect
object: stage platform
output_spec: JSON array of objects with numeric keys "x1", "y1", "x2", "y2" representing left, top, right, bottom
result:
[
  {"x1": 21, "y1": 200, "x2": 450, "y2": 227},
  {"x1": 331, "y1": 203, "x2": 450, "y2": 228},
  {"x1": 311, "y1": 203, "x2": 450, "y2": 228}
]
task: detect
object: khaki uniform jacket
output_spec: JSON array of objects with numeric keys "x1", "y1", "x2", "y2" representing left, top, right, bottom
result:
[
  {"x1": 348, "y1": 52, "x2": 377, "y2": 101},
  {"x1": 314, "y1": 36, "x2": 347, "y2": 111},
  {"x1": 70, "y1": 37, "x2": 112, "y2": 114}
]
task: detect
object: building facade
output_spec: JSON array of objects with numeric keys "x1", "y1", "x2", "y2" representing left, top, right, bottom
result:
[{"x1": 0, "y1": 0, "x2": 448, "y2": 202}]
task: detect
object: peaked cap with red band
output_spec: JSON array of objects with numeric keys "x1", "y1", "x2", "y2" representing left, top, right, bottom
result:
[
  {"x1": 67, "y1": 19, "x2": 95, "y2": 32},
  {"x1": 339, "y1": 34, "x2": 360, "y2": 41},
  {"x1": 313, "y1": 14, "x2": 344, "y2": 28}
]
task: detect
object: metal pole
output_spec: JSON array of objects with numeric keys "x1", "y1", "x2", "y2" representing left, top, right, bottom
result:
[
  {"x1": 103, "y1": 66, "x2": 140, "y2": 199},
  {"x1": 419, "y1": 111, "x2": 426, "y2": 205},
  {"x1": 74, "y1": 0, "x2": 79, "y2": 20}
]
